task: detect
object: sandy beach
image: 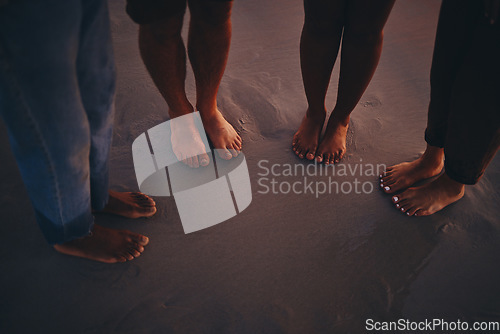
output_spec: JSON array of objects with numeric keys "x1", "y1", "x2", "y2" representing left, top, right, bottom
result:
[{"x1": 1, "y1": 0, "x2": 499, "y2": 332}]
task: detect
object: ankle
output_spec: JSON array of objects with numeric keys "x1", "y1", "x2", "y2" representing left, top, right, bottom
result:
[
  {"x1": 305, "y1": 107, "x2": 326, "y2": 122},
  {"x1": 420, "y1": 145, "x2": 444, "y2": 169},
  {"x1": 329, "y1": 112, "x2": 350, "y2": 127},
  {"x1": 168, "y1": 101, "x2": 194, "y2": 119},
  {"x1": 441, "y1": 173, "x2": 465, "y2": 196},
  {"x1": 198, "y1": 106, "x2": 221, "y2": 124}
]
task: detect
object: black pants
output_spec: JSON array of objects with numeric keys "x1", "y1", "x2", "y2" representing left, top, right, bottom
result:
[
  {"x1": 425, "y1": 0, "x2": 500, "y2": 185},
  {"x1": 126, "y1": 0, "x2": 233, "y2": 24}
]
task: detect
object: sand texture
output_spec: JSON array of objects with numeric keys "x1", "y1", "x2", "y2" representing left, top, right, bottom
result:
[{"x1": 1, "y1": 0, "x2": 499, "y2": 333}]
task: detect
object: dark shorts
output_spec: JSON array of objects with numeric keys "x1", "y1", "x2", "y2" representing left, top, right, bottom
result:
[{"x1": 126, "y1": 0, "x2": 233, "y2": 24}]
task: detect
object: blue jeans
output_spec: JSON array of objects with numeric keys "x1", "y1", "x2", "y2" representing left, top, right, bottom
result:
[{"x1": 0, "y1": 0, "x2": 116, "y2": 244}]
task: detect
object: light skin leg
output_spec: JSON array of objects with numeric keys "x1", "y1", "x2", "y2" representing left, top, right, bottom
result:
[
  {"x1": 188, "y1": 0, "x2": 241, "y2": 160},
  {"x1": 138, "y1": 12, "x2": 210, "y2": 167}
]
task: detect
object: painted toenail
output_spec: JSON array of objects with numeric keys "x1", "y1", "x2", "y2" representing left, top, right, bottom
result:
[
  {"x1": 393, "y1": 196, "x2": 399, "y2": 202},
  {"x1": 396, "y1": 204, "x2": 400, "y2": 208},
  {"x1": 407, "y1": 212, "x2": 411, "y2": 216},
  {"x1": 380, "y1": 183, "x2": 384, "y2": 188},
  {"x1": 401, "y1": 208, "x2": 405, "y2": 211},
  {"x1": 384, "y1": 186, "x2": 390, "y2": 191}
]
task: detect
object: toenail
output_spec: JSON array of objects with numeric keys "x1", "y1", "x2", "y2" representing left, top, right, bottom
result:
[
  {"x1": 380, "y1": 183, "x2": 384, "y2": 188},
  {"x1": 396, "y1": 204, "x2": 400, "y2": 208},
  {"x1": 401, "y1": 208, "x2": 405, "y2": 211},
  {"x1": 384, "y1": 186, "x2": 390, "y2": 191},
  {"x1": 407, "y1": 212, "x2": 411, "y2": 216},
  {"x1": 393, "y1": 196, "x2": 399, "y2": 202}
]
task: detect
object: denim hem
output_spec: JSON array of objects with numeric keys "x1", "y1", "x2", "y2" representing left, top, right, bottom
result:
[{"x1": 35, "y1": 209, "x2": 94, "y2": 245}]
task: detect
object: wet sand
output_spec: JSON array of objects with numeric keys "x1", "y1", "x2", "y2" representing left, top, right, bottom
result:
[{"x1": 1, "y1": 0, "x2": 499, "y2": 333}]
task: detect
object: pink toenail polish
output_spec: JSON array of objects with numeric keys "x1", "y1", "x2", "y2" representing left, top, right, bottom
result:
[{"x1": 393, "y1": 196, "x2": 399, "y2": 202}]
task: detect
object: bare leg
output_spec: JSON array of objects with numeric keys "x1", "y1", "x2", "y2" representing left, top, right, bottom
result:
[
  {"x1": 188, "y1": 0, "x2": 241, "y2": 160},
  {"x1": 380, "y1": 144, "x2": 444, "y2": 194},
  {"x1": 292, "y1": 0, "x2": 346, "y2": 160},
  {"x1": 315, "y1": 0, "x2": 395, "y2": 164},
  {"x1": 139, "y1": 12, "x2": 192, "y2": 117},
  {"x1": 380, "y1": 0, "x2": 476, "y2": 194},
  {"x1": 139, "y1": 12, "x2": 210, "y2": 167},
  {"x1": 54, "y1": 224, "x2": 150, "y2": 263},
  {"x1": 389, "y1": 1, "x2": 500, "y2": 217}
]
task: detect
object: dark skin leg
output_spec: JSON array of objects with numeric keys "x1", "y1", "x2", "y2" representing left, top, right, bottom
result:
[
  {"x1": 97, "y1": 190, "x2": 157, "y2": 218},
  {"x1": 392, "y1": 173, "x2": 464, "y2": 217},
  {"x1": 380, "y1": 144, "x2": 444, "y2": 194},
  {"x1": 54, "y1": 224, "x2": 150, "y2": 263},
  {"x1": 188, "y1": 0, "x2": 241, "y2": 160},
  {"x1": 315, "y1": 0, "x2": 395, "y2": 164},
  {"x1": 385, "y1": 2, "x2": 500, "y2": 215},
  {"x1": 55, "y1": 191, "x2": 155, "y2": 263},
  {"x1": 293, "y1": 0, "x2": 346, "y2": 160}
]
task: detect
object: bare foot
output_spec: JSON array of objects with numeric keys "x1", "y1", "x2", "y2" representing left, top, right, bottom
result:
[
  {"x1": 170, "y1": 112, "x2": 211, "y2": 168},
  {"x1": 292, "y1": 109, "x2": 325, "y2": 160},
  {"x1": 314, "y1": 114, "x2": 349, "y2": 165},
  {"x1": 392, "y1": 173, "x2": 465, "y2": 216},
  {"x1": 97, "y1": 190, "x2": 157, "y2": 219},
  {"x1": 200, "y1": 108, "x2": 242, "y2": 160},
  {"x1": 54, "y1": 224, "x2": 149, "y2": 263},
  {"x1": 380, "y1": 145, "x2": 444, "y2": 194}
]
